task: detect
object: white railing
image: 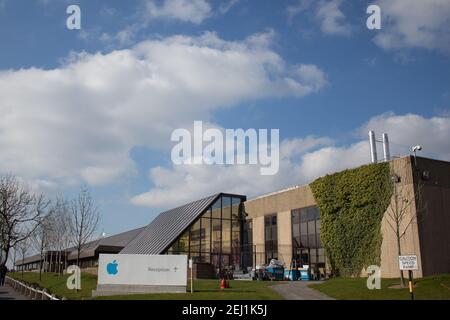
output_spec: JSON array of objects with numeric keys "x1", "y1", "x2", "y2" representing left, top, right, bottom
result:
[{"x1": 5, "y1": 276, "x2": 65, "y2": 300}]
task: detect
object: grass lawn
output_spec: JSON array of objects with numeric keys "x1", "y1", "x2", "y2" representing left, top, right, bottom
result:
[
  {"x1": 10, "y1": 272, "x2": 283, "y2": 300},
  {"x1": 95, "y1": 280, "x2": 283, "y2": 300},
  {"x1": 9, "y1": 272, "x2": 97, "y2": 300},
  {"x1": 309, "y1": 274, "x2": 450, "y2": 300}
]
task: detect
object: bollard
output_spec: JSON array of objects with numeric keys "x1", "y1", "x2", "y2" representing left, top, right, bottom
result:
[
  {"x1": 42, "y1": 289, "x2": 47, "y2": 300},
  {"x1": 51, "y1": 294, "x2": 56, "y2": 300}
]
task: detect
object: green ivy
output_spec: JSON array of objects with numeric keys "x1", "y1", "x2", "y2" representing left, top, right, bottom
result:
[{"x1": 310, "y1": 162, "x2": 392, "y2": 276}]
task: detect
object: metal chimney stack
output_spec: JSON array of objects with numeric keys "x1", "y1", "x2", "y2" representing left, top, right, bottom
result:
[
  {"x1": 382, "y1": 133, "x2": 390, "y2": 162},
  {"x1": 369, "y1": 131, "x2": 377, "y2": 163}
]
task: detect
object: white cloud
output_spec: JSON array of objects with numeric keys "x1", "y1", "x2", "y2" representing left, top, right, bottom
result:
[
  {"x1": 287, "y1": 0, "x2": 352, "y2": 36},
  {"x1": 316, "y1": 0, "x2": 352, "y2": 36},
  {"x1": 295, "y1": 64, "x2": 327, "y2": 92},
  {"x1": 0, "y1": 32, "x2": 326, "y2": 186},
  {"x1": 218, "y1": 0, "x2": 240, "y2": 15},
  {"x1": 145, "y1": 0, "x2": 212, "y2": 24},
  {"x1": 287, "y1": 0, "x2": 313, "y2": 21},
  {"x1": 362, "y1": 113, "x2": 450, "y2": 160},
  {"x1": 374, "y1": 0, "x2": 450, "y2": 53},
  {"x1": 131, "y1": 135, "x2": 334, "y2": 208},
  {"x1": 132, "y1": 113, "x2": 450, "y2": 208}
]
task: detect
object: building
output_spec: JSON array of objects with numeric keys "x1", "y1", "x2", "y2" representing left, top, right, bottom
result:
[
  {"x1": 16, "y1": 156, "x2": 450, "y2": 279},
  {"x1": 16, "y1": 227, "x2": 144, "y2": 272},
  {"x1": 244, "y1": 156, "x2": 450, "y2": 278},
  {"x1": 120, "y1": 193, "x2": 248, "y2": 278}
]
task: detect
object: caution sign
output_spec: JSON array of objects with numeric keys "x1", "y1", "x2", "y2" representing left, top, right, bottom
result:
[{"x1": 399, "y1": 255, "x2": 418, "y2": 271}]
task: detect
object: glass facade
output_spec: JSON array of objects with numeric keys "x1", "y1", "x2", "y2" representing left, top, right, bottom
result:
[
  {"x1": 291, "y1": 206, "x2": 325, "y2": 270},
  {"x1": 264, "y1": 214, "x2": 278, "y2": 263},
  {"x1": 165, "y1": 195, "x2": 246, "y2": 272},
  {"x1": 242, "y1": 220, "x2": 253, "y2": 268}
]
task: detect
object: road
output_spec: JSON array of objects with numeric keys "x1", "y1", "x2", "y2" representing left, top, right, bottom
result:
[{"x1": 272, "y1": 281, "x2": 335, "y2": 300}]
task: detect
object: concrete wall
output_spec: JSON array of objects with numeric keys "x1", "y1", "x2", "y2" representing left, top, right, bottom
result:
[
  {"x1": 252, "y1": 216, "x2": 265, "y2": 266},
  {"x1": 245, "y1": 185, "x2": 316, "y2": 267},
  {"x1": 415, "y1": 157, "x2": 450, "y2": 276},
  {"x1": 380, "y1": 156, "x2": 423, "y2": 278},
  {"x1": 277, "y1": 211, "x2": 293, "y2": 267},
  {"x1": 380, "y1": 156, "x2": 450, "y2": 278},
  {"x1": 244, "y1": 156, "x2": 450, "y2": 278}
]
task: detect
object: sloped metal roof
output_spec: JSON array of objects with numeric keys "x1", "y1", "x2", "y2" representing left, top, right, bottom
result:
[
  {"x1": 120, "y1": 194, "x2": 221, "y2": 255},
  {"x1": 17, "y1": 227, "x2": 146, "y2": 265},
  {"x1": 67, "y1": 226, "x2": 146, "y2": 260}
]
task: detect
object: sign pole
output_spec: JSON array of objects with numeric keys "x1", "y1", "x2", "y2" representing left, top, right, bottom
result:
[
  {"x1": 408, "y1": 270, "x2": 414, "y2": 300},
  {"x1": 399, "y1": 254, "x2": 418, "y2": 300}
]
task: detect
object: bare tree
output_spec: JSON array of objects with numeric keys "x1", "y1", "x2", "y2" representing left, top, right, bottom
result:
[
  {"x1": 385, "y1": 164, "x2": 427, "y2": 287},
  {"x1": 51, "y1": 198, "x2": 71, "y2": 275},
  {"x1": 69, "y1": 188, "x2": 100, "y2": 267},
  {"x1": 32, "y1": 212, "x2": 55, "y2": 281},
  {"x1": 0, "y1": 175, "x2": 49, "y2": 268},
  {"x1": 16, "y1": 237, "x2": 31, "y2": 278}
]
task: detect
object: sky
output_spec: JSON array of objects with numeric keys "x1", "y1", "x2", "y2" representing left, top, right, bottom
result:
[{"x1": 0, "y1": 0, "x2": 449, "y2": 236}]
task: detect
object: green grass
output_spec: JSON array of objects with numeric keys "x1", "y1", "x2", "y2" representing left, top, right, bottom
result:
[
  {"x1": 95, "y1": 280, "x2": 283, "y2": 300},
  {"x1": 9, "y1": 272, "x2": 97, "y2": 300},
  {"x1": 10, "y1": 272, "x2": 283, "y2": 300},
  {"x1": 309, "y1": 274, "x2": 450, "y2": 300}
]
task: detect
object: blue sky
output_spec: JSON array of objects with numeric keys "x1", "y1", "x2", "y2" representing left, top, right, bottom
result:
[{"x1": 0, "y1": 0, "x2": 449, "y2": 235}]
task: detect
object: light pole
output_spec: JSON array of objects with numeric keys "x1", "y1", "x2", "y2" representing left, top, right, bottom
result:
[{"x1": 412, "y1": 145, "x2": 422, "y2": 167}]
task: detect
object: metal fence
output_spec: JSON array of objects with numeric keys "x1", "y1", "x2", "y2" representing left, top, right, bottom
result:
[{"x1": 5, "y1": 276, "x2": 63, "y2": 300}]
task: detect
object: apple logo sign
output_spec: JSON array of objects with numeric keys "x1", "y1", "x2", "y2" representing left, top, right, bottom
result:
[{"x1": 107, "y1": 260, "x2": 119, "y2": 275}]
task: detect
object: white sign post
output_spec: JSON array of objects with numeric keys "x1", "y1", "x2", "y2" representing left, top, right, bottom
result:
[
  {"x1": 94, "y1": 254, "x2": 188, "y2": 297},
  {"x1": 399, "y1": 255, "x2": 418, "y2": 300},
  {"x1": 189, "y1": 259, "x2": 193, "y2": 294}
]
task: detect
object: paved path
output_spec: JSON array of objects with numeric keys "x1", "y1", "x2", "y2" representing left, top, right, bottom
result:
[
  {"x1": 272, "y1": 281, "x2": 335, "y2": 300},
  {"x1": 0, "y1": 284, "x2": 28, "y2": 300}
]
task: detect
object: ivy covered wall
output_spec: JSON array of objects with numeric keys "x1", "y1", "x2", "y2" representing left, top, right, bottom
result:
[{"x1": 310, "y1": 162, "x2": 393, "y2": 276}]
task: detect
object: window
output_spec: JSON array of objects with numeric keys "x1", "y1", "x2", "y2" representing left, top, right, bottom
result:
[
  {"x1": 264, "y1": 214, "x2": 278, "y2": 263},
  {"x1": 231, "y1": 198, "x2": 241, "y2": 220},
  {"x1": 211, "y1": 198, "x2": 221, "y2": 219},
  {"x1": 179, "y1": 231, "x2": 189, "y2": 253},
  {"x1": 163, "y1": 195, "x2": 245, "y2": 272},
  {"x1": 190, "y1": 220, "x2": 201, "y2": 255},
  {"x1": 222, "y1": 197, "x2": 232, "y2": 220},
  {"x1": 291, "y1": 206, "x2": 325, "y2": 268},
  {"x1": 222, "y1": 219, "x2": 231, "y2": 254},
  {"x1": 211, "y1": 218, "x2": 221, "y2": 254},
  {"x1": 201, "y1": 217, "x2": 211, "y2": 255}
]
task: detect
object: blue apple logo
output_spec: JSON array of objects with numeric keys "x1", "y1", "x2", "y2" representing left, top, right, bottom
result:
[{"x1": 106, "y1": 260, "x2": 119, "y2": 275}]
